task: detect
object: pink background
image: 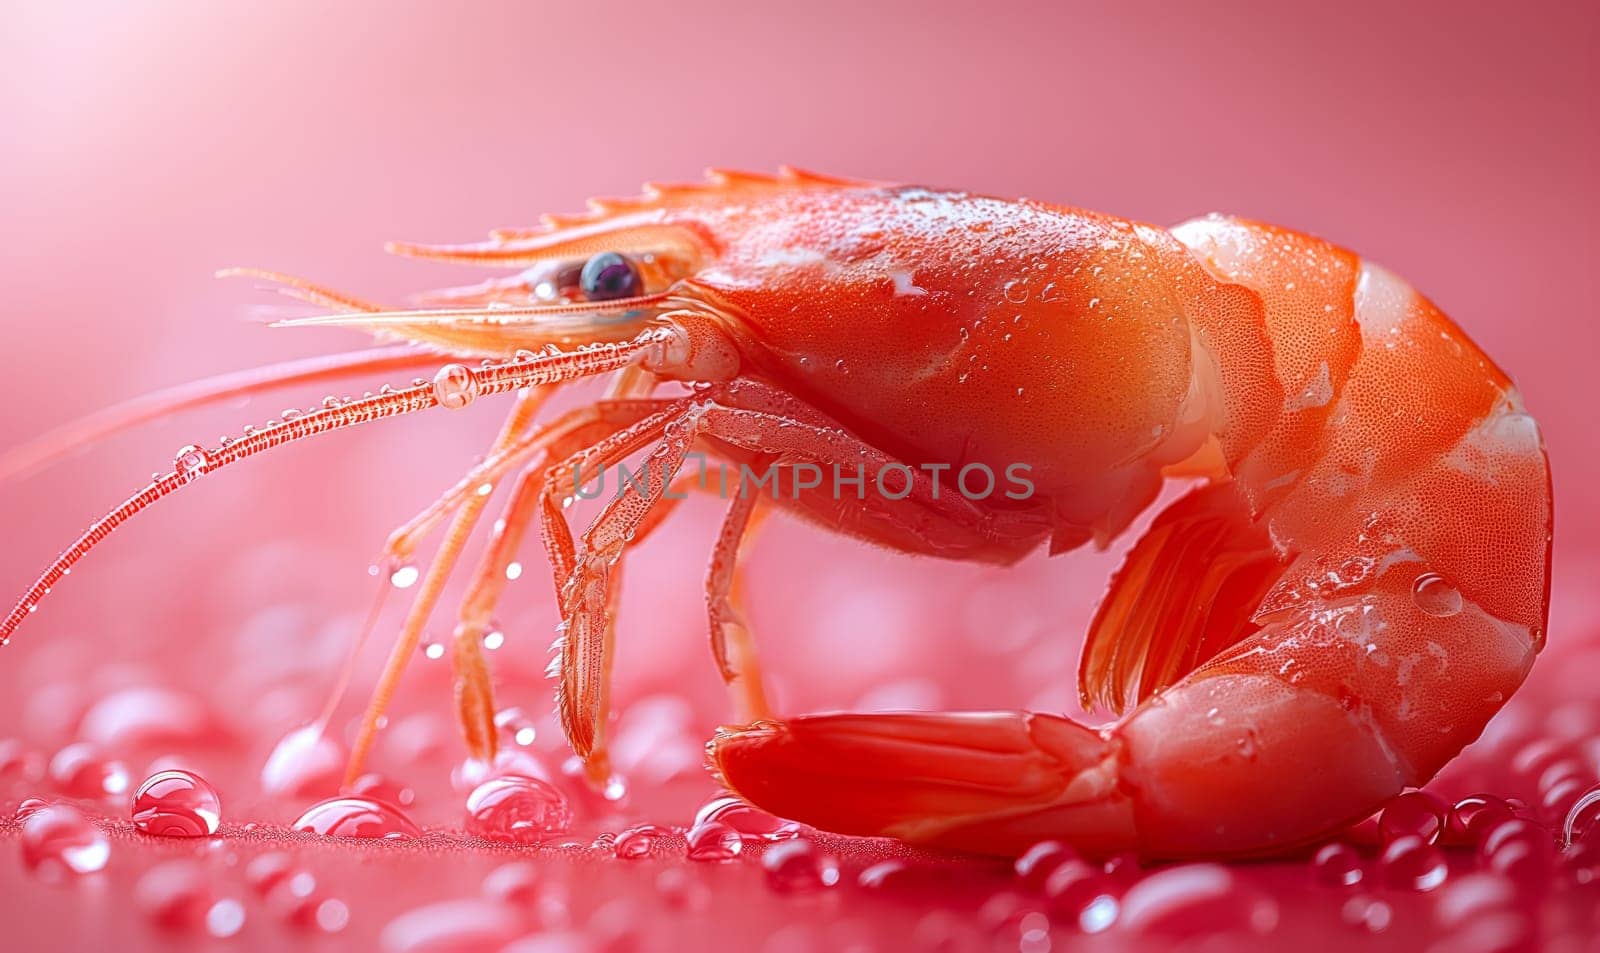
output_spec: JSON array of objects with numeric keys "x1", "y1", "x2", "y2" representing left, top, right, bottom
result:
[{"x1": 0, "y1": 1, "x2": 1597, "y2": 948}]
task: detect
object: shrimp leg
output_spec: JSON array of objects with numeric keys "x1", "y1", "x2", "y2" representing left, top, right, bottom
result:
[{"x1": 342, "y1": 386, "x2": 552, "y2": 783}]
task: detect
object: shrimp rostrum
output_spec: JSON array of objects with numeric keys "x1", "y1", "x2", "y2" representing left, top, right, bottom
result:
[{"x1": 1, "y1": 169, "x2": 1551, "y2": 858}]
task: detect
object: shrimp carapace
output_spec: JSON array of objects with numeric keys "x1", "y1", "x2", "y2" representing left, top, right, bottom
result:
[{"x1": 1, "y1": 170, "x2": 1551, "y2": 858}]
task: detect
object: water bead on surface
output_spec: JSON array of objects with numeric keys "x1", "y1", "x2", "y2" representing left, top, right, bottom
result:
[
  {"x1": 379, "y1": 899, "x2": 523, "y2": 953},
  {"x1": 692, "y1": 793, "x2": 804, "y2": 842},
  {"x1": 482, "y1": 863, "x2": 542, "y2": 905},
  {"x1": 13, "y1": 796, "x2": 51, "y2": 821},
  {"x1": 135, "y1": 860, "x2": 214, "y2": 929},
  {"x1": 1340, "y1": 895, "x2": 1393, "y2": 933},
  {"x1": 1563, "y1": 784, "x2": 1600, "y2": 847},
  {"x1": 1449, "y1": 794, "x2": 1517, "y2": 844},
  {"x1": 261, "y1": 724, "x2": 345, "y2": 797},
  {"x1": 431, "y1": 363, "x2": 479, "y2": 409},
  {"x1": 174, "y1": 444, "x2": 210, "y2": 478},
  {"x1": 685, "y1": 821, "x2": 743, "y2": 861},
  {"x1": 1379, "y1": 791, "x2": 1447, "y2": 844},
  {"x1": 761, "y1": 840, "x2": 841, "y2": 892},
  {"x1": 131, "y1": 768, "x2": 222, "y2": 836},
  {"x1": 293, "y1": 796, "x2": 422, "y2": 840},
  {"x1": 1013, "y1": 839, "x2": 1077, "y2": 888},
  {"x1": 1411, "y1": 572, "x2": 1463, "y2": 617},
  {"x1": 1311, "y1": 842, "x2": 1365, "y2": 887},
  {"x1": 1116, "y1": 864, "x2": 1279, "y2": 938},
  {"x1": 464, "y1": 775, "x2": 573, "y2": 844},
  {"x1": 20, "y1": 803, "x2": 110, "y2": 880},
  {"x1": 345, "y1": 772, "x2": 417, "y2": 808},
  {"x1": 614, "y1": 824, "x2": 671, "y2": 859},
  {"x1": 1378, "y1": 835, "x2": 1448, "y2": 891},
  {"x1": 48, "y1": 742, "x2": 130, "y2": 798}
]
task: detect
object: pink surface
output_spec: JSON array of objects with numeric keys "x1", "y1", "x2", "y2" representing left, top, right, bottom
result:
[{"x1": 1, "y1": 2, "x2": 1597, "y2": 951}]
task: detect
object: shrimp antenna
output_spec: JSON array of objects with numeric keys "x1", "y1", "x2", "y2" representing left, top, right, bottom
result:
[
  {"x1": 0, "y1": 346, "x2": 443, "y2": 482},
  {"x1": 0, "y1": 332, "x2": 674, "y2": 646}
]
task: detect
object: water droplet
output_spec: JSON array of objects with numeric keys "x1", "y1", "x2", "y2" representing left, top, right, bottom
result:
[
  {"x1": 131, "y1": 768, "x2": 222, "y2": 836},
  {"x1": 1449, "y1": 794, "x2": 1517, "y2": 844},
  {"x1": 1378, "y1": 834, "x2": 1448, "y2": 890},
  {"x1": 80, "y1": 686, "x2": 215, "y2": 748},
  {"x1": 693, "y1": 794, "x2": 803, "y2": 842},
  {"x1": 1311, "y1": 842, "x2": 1364, "y2": 886},
  {"x1": 20, "y1": 803, "x2": 110, "y2": 880},
  {"x1": 482, "y1": 862, "x2": 541, "y2": 905},
  {"x1": 614, "y1": 824, "x2": 671, "y2": 859},
  {"x1": 422, "y1": 640, "x2": 445, "y2": 660},
  {"x1": 344, "y1": 772, "x2": 416, "y2": 807},
  {"x1": 1563, "y1": 784, "x2": 1600, "y2": 848},
  {"x1": 13, "y1": 796, "x2": 51, "y2": 821},
  {"x1": 136, "y1": 860, "x2": 213, "y2": 929},
  {"x1": 493, "y1": 707, "x2": 537, "y2": 747},
  {"x1": 464, "y1": 775, "x2": 572, "y2": 844},
  {"x1": 1379, "y1": 791, "x2": 1446, "y2": 844},
  {"x1": 206, "y1": 899, "x2": 247, "y2": 938},
  {"x1": 1013, "y1": 839, "x2": 1077, "y2": 888},
  {"x1": 390, "y1": 563, "x2": 421, "y2": 589},
  {"x1": 1003, "y1": 280, "x2": 1028, "y2": 304},
  {"x1": 1479, "y1": 817, "x2": 1556, "y2": 881},
  {"x1": 1340, "y1": 895, "x2": 1392, "y2": 932},
  {"x1": 293, "y1": 796, "x2": 421, "y2": 840},
  {"x1": 1043, "y1": 857, "x2": 1115, "y2": 922},
  {"x1": 761, "y1": 840, "x2": 840, "y2": 892},
  {"x1": 315, "y1": 899, "x2": 351, "y2": 933},
  {"x1": 261, "y1": 724, "x2": 344, "y2": 796},
  {"x1": 379, "y1": 899, "x2": 522, "y2": 953},
  {"x1": 432, "y1": 364, "x2": 479, "y2": 409},
  {"x1": 174, "y1": 445, "x2": 209, "y2": 477},
  {"x1": 1118, "y1": 864, "x2": 1279, "y2": 937},
  {"x1": 857, "y1": 859, "x2": 916, "y2": 889},
  {"x1": 245, "y1": 853, "x2": 296, "y2": 895},
  {"x1": 482, "y1": 629, "x2": 505, "y2": 651},
  {"x1": 48, "y1": 742, "x2": 129, "y2": 798},
  {"x1": 1411, "y1": 572, "x2": 1462, "y2": 617},
  {"x1": 0, "y1": 738, "x2": 43, "y2": 781},
  {"x1": 504, "y1": 561, "x2": 523, "y2": 581},
  {"x1": 685, "y1": 821, "x2": 743, "y2": 861}
]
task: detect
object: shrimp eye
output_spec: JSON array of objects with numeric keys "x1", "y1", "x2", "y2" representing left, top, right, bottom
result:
[{"x1": 579, "y1": 252, "x2": 642, "y2": 301}]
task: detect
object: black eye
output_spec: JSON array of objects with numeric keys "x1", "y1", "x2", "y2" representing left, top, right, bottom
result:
[{"x1": 579, "y1": 252, "x2": 641, "y2": 301}]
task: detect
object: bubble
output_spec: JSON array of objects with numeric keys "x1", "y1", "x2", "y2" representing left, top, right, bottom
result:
[
  {"x1": 293, "y1": 796, "x2": 421, "y2": 840},
  {"x1": 1411, "y1": 572, "x2": 1463, "y2": 617},
  {"x1": 19, "y1": 804, "x2": 110, "y2": 880},
  {"x1": 432, "y1": 363, "x2": 479, "y2": 409},
  {"x1": 761, "y1": 840, "x2": 840, "y2": 892},
  {"x1": 1378, "y1": 835, "x2": 1448, "y2": 890},
  {"x1": 464, "y1": 775, "x2": 572, "y2": 844},
  {"x1": 131, "y1": 768, "x2": 222, "y2": 836},
  {"x1": 685, "y1": 821, "x2": 743, "y2": 861}
]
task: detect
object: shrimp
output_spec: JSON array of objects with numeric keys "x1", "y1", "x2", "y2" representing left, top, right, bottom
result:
[{"x1": 0, "y1": 169, "x2": 1551, "y2": 859}]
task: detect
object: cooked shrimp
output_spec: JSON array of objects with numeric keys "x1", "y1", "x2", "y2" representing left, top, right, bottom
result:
[{"x1": 0, "y1": 169, "x2": 1551, "y2": 858}]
